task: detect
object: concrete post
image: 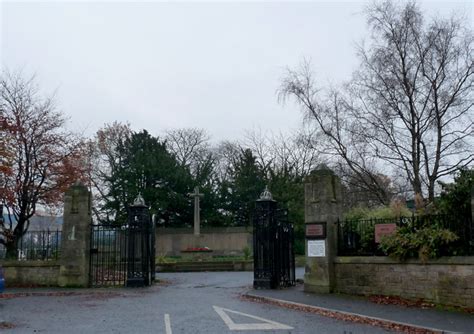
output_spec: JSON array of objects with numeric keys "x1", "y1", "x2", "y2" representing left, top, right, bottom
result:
[
  {"x1": 58, "y1": 183, "x2": 92, "y2": 287},
  {"x1": 304, "y1": 165, "x2": 342, "y2": 293}
]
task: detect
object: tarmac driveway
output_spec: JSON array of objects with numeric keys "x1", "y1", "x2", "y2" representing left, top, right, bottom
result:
[{"x1": 0, "y1": 270, "x2": 390, "y2": 333}]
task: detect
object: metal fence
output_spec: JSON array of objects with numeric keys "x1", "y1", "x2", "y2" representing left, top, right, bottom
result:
[
  {"x1": 337, "y1": 214, "x2": 473, "y2": 256},
  {"x1": 90, "y1": 205, "x2": 155, "y2": 288},
  {"x1": 0, "y1": 230, "x2": 62, "y2": 260}
]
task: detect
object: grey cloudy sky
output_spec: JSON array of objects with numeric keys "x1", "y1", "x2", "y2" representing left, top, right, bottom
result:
[{"x1": 1, "y1": 0, "x2": 472, "y2": 142}]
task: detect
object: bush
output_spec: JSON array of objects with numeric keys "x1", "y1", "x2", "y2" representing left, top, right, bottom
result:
[
  {"x1": 344, "y1": 203, "x2": 411, "y2": 220},
  {"x1": 242, "y1": 246, "x2": 252, "y2": 260},
  {"x1": 379, "y1": 226, "x2": 458, "y2": 261},
  {"x1": 294, "y1": 238, "x2": 305, "y2": 255},
  {"x1": 293, "y1": 227, "x2": 305, "y2": 255}
]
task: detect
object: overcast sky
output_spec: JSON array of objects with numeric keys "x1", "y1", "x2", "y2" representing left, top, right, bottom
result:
[{"x1": 1, "y1": 0, "x2": 472, "y2": 142}]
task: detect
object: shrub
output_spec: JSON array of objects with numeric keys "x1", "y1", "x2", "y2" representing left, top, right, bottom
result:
[
  {"x1": 294, "y1": 238, "x2": 305, "y2": 255},
  {"x1": 242, "y1": 246, "x2": 252, "y2": 260},
  {"x1": 344, "y1": 207, "x2": 370, "y2": 220},
  {"x1": 156, "y1": 254, "x2": 177, "y2": 264},
  {"x1": 379, "y1": 226, "x2": 458, "y2": 261},
  {"x1": 344, "y1": 203, "x2": 411, "y2": 220}
]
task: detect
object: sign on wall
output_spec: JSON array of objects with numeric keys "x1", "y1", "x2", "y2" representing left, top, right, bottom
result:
[
  {"x1": 305, "y1": 222, "x2": 326, "y2": 239},
  {"x1": 308, "y1": 240, "x2": 326, "y2": 257},
  {"x1": 375, "y1": 223, "x2": 397, "y2": 243}
]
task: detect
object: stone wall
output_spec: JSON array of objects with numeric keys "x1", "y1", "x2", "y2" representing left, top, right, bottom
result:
[
  {"x1": 334, "y1": 256, "x2": 474, "y2": 308},
  {"x1": 1, "y1": 260, "x2": 60, "y2": 287},
  {"x1": 156, "y1": 227, "x2": 252, "y2": 256}
]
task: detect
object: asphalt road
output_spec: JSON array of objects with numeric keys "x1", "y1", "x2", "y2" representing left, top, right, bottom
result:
[{"x1": 0, "y1": 271, "x2": 390, "y2": 333}]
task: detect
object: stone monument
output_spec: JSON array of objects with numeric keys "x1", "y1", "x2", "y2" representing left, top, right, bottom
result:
[{"x1": 189, "y1": 186, "x2": 204, "y2": 236}]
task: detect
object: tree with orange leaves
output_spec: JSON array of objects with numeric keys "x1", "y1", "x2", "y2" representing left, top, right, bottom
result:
[{"x1": 0, "y1": 72, "x2": 86, "y2": 258}]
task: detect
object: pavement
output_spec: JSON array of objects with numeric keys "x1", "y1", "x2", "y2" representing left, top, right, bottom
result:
[{"x1": 244, "y1": 282, "x2": 474, "y2": 333}]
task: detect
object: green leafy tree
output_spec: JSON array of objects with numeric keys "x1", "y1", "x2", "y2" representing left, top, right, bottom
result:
[
  {"x1": 223, "y1": 149, "x2": 266, "y2": 226},
  {"x1": 105, "y1": 130, "x2": 193, "y2": 226},
  {"x1": 267, "y1": 169, "x2": 305, "y2": 254},
  {"x1": 436, "y1": 169, "x2": 473, "y2": 218}
]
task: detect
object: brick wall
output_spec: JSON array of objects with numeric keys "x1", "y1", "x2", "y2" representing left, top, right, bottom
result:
[
  {"x1": 1, "y1": 260, "x2": 60, "y2": 287},
  {"x1": 334, "y1": 256, "x2": 474, "y2": 308}
]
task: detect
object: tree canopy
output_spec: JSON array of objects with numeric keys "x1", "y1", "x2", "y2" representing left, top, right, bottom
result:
[
  {"x1": 280, "y1": 0, "x2": 473, "y2": 205},
  {"x1": 0, "y1": 72, "x2": 85, "y2": 257}
]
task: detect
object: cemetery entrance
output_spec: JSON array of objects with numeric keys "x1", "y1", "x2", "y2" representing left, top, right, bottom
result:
[{"x1": 89, "y1": 195, "x2": 155, "y2": 287}]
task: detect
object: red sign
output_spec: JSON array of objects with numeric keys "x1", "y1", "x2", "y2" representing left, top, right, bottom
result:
[
  {"x1": 306, "y1": 223, "x2": 326, "y2": 239},
  {"x1": 375, "y1": 223, "x2": 397, "y2": 243}
]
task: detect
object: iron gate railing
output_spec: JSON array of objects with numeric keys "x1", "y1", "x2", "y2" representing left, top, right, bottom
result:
[
  {"x1": 89, "y1": 194, "x2": 155, "y2": 287},
  {"x1": 90, "y1": 223, "x2": 128, "y2": 287},
  {"x1": 0, "y1": 230, "x2": 61, "y2": 260},
  {"x1": 337, "y1": 213, "x2": 473, "y2": 256},
  {"x1": 253, "y1": 187, "x2": 295, "y2": 289}
]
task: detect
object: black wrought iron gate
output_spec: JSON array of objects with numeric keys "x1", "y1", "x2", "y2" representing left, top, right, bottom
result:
[
  {"x1": 253, "y1": 187, "x2": 295, "y2": 289},
  {"x1": 89, "y1": 195, "x2": 155, "y2": 287}
]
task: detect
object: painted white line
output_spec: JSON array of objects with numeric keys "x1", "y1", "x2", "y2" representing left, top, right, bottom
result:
[
  {"x1": 164, "y1": 314, "x2": 172, "y2": 334},
  {"x1": 213, "y1": 305, "x2": 293, "y2": 331},
  {"x1": 244, "y1": 294, "x2": 447, "y2": 334}
]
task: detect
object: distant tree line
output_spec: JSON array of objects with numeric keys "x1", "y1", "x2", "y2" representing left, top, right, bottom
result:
[{"x1": 85, "y1": 124, "x2": 316, "y2": 230}]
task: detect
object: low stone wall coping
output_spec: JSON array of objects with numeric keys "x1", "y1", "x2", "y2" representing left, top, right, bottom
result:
[
  {"x1": 159, "y1": 260, "x2": 253, "y2": 265},
  {"x1": 156, "y1": 227, "x2": 252, "y2": 234},
  {"x1": 334, "y1": 256, "x2": 474, "y2": 265},
  {"x1": 0, "y1": 260, "x2": 60, "y2": 268}
]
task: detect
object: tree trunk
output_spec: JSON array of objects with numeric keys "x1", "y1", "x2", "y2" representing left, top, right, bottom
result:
[{"x1": 5, "y1": 239, "x2": 17, "y2": 259}]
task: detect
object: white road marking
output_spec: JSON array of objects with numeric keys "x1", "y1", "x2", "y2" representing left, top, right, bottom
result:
[
  {"x1": 213, "y1": 305, "x2": 293, "y2": 331},
  {"x1": 164, "y1": 314, "x2": 172, "y2": 334}
]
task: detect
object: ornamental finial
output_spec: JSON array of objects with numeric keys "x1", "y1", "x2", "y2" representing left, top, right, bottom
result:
[
  {"x1": 133, "y1": 192, "x2": 146, "y2": 206},
  {"x1": 259, "y1": 186, "x2": 273, "y2": 200}
]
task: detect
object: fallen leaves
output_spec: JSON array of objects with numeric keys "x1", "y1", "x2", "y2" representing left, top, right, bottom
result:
[
  {"x1": 369, "y1": 295, "x2": 435, "y2": 308},
  {"x1": 241, "y1": 294, "x2": 442, "y2": 334},
  {"x1": 368, "y1": 294, "x2": 474, "y2": 314},
  {"x1": 0, "y1": 321, "x2": 15, "y2": 330},
  {"x1": 0, "y1": 291, "x2": 122, "y2": 300}
]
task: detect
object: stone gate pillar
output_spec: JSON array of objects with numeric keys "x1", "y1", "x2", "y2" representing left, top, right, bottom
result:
[
  {"x1": 471, "y1": 185, "x2": 474, "y2": 254},
  {"x1": 58, "y1": 182, "x2": 92, "y2": 287},
  {"x1": 304, "y1": 165, "x2": 342, "y2": 293}
]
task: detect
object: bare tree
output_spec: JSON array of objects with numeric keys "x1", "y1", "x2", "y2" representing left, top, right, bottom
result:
[
  {"x1": 281, "y1": 1, "x2": 473, "y2": 204},
  {"x1": 280, "y1": 64, "x2": 393, "y2": 205},
  {"x1": 0, "y1": 72, "x2": 86, "y2": 257},
  {"x1": 244, "y1": 127, "x2": 321, "y2": 179},
  {"x1": 86, "y1": 121, "x2": 132, "y2": 222},
  {"x1": 243, "y1": 128, "x2": 273, "y2": 174},
  {"x1": 214, "y1": 140, "x2": 242, "y2": 184},
  {"x1": 351, "y1": 1, "x2": 474, "y2": 202},
  {"x1": 165, "y1": 128, "x2": 210, "y2": 170},
  {"x1": 270, "y1": 128, "x2": 321, "y2": 178}
]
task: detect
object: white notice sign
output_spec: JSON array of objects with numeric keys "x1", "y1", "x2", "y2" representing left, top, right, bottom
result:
[{"x1": 308, "y1": 240, "x2": 326, "y2": 257}]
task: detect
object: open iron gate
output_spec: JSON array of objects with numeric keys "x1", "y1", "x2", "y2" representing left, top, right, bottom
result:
[
  {"x1": 253, "y1": 187, "x2": 295, "y2": 289},
  {"x1": 89, "y1": 195, "x2": 155, "y2": 287}
]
